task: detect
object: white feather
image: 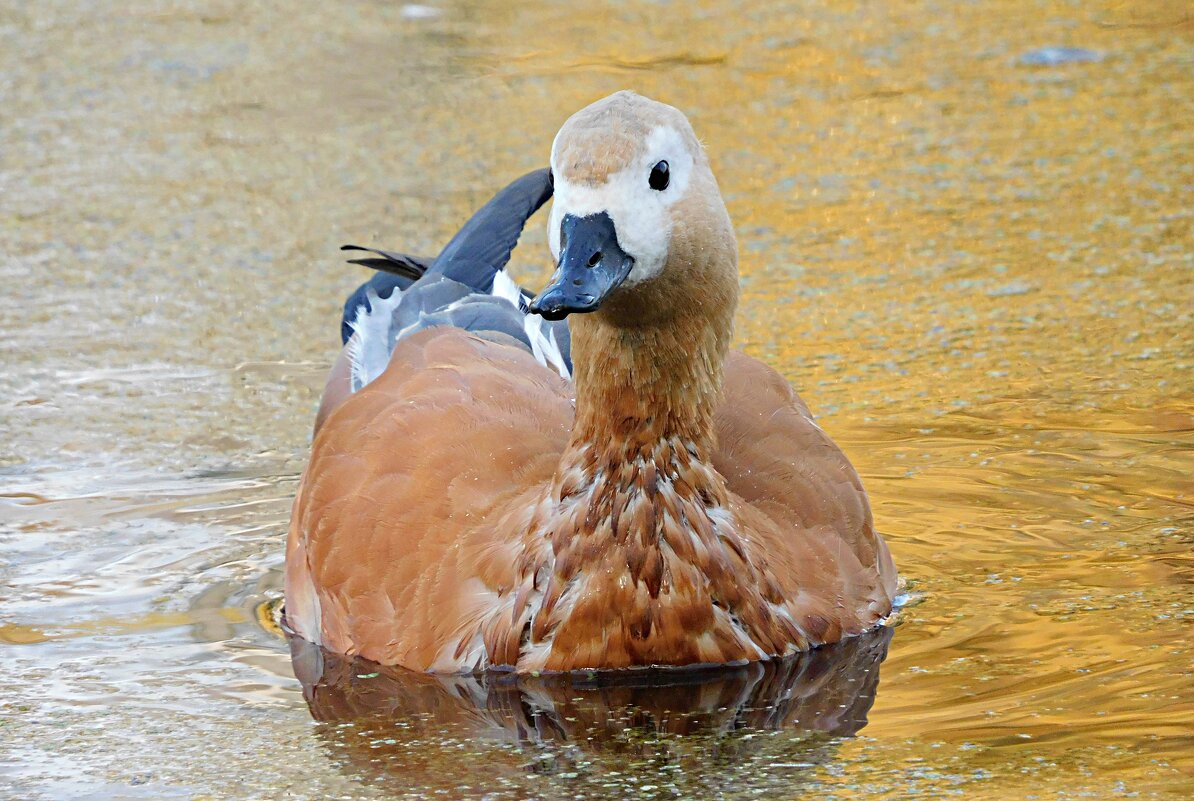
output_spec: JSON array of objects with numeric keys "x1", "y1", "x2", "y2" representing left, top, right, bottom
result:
[
  {"x1": 492, "y1": 270, "x2": 571, "y2": 379},
  {"x1": 347, "y1": 288, "x2": 403, "y2": 392},
  {"x1": 490, "y1": 270, "x2": 524, "y2": 308}
]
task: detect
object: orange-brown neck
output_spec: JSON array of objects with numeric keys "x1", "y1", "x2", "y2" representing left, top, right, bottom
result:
[
  {"x1": 500, "y1": 238, "x2": 811, "y2": 670},
  {"x1": 516, "y1": 282, "x2": 801, "y2": 670},
  {"x1": 549, "y1": 205, "x2": 742, "y2": 513},
  {"x1": 567, "y1": 304, "x2": 730, "y2": 462}
]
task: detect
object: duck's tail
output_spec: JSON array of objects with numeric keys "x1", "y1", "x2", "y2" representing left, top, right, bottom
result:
[
  {"x1": 338, "y1": 247, "x2": 432, "y2": 345},
  {"x1": 341, "y1": 245, "x2": 430, "y2": 282}
]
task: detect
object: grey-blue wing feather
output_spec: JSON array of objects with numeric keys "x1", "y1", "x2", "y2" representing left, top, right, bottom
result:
[
  {"x1": 429, "y1": 168, "x2": 553, "y2": 288},
  {"x1": 341, "y1": 167, "x2": 572, "y2": 380}
]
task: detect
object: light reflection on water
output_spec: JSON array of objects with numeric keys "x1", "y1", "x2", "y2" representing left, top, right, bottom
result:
[{"x1": 1, "y1": 0, "x2": 1191, "y2": 799}]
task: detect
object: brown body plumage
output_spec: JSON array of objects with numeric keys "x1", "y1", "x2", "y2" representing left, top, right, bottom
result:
[{"x1": 285, "y1": 92, "x2": 897, "y2": 673}]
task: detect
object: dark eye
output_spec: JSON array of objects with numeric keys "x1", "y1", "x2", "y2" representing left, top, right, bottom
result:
[{"x1": 649, "y1": 160, "x2": 669, "y2": 191}]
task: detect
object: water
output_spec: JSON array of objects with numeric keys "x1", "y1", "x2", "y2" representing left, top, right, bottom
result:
[{"x1": 1, "y1": 0, "x2": 1191, "y2": 798}]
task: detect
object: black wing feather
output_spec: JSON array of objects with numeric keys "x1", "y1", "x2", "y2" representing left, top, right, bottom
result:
[
  {"x1": 340, "y1": 245, "x2": 432, "y2": 282},
  {"x1": 429, "y1": 167, "x2": 553, "y2": 290}
]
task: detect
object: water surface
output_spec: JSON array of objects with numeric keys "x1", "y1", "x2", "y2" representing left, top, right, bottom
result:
[{"x1": 1, "y1": 0, "x2": 1191, "y2": 799}]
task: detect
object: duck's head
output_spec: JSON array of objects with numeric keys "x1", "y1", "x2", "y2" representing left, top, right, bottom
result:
[{"x1": 530, "y1": 91, "x2": 738, "y2": 326}]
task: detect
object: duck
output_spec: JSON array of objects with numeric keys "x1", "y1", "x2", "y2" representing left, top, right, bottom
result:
[{"x1": 285, "y1": 91, "x2": 897, "y2": 673}]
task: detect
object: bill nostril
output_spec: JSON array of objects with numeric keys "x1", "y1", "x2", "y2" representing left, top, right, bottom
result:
[{"x1": 587, "y1": 251, "x2": 602, "y2": 268}]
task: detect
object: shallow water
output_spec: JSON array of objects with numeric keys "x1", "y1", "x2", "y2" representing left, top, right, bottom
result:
[{"x1": 1, "y1": 0, "x2": 1191, "y2": 799}]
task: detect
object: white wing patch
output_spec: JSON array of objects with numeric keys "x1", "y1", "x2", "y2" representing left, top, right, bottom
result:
[
  {"x1": 347, "y1": 287, "x2": 403, "y2": 392},
  {"x1": 490, "y1": 269, "x2": 523, "y2": 307},
  {"x1": 492, "y1": 271, "x2": 571, "y2": 379}
]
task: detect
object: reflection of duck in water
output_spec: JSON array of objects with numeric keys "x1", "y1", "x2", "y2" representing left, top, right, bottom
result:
[
  {"x1": 289, "y1": 627, "x2": 893, "y2": 797},
  {"x1": 285, "y1": 91, "x2": 897, "y2": 672}
]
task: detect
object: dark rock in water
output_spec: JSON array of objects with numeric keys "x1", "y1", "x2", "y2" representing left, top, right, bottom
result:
[{"x1": 1019, "y1": 46, "x2": 1104, "y2": 66}]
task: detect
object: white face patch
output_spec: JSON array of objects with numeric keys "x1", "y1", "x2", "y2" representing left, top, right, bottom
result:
[{"x1": 548, "y1": 126, "x2": 694, "y2": 286}]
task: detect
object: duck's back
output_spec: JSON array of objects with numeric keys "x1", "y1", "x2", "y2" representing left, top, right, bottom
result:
[
  {"x1": 286, "y1": 327, "x2": 573, "y2": 669},
  {"x1": 714, "y1": 351, "x2": 897, "y2": 642},
  {"x1": 288, "y1": 169, "x2": 574, "y2": 668}
]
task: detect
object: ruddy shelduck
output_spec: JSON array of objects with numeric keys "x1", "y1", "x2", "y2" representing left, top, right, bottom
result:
[{"x1": 285, "y1": 91, "x2": 897, "y2": 673}]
